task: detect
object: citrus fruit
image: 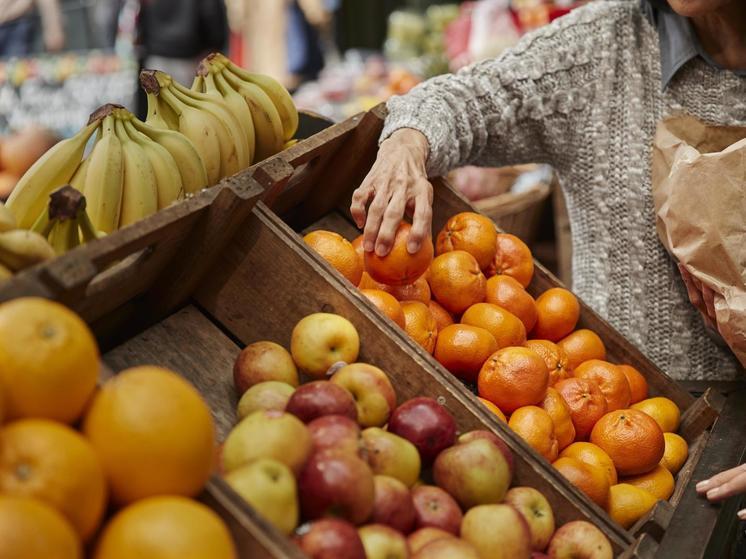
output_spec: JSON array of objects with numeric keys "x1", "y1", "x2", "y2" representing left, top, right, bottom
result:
[
  {"x1": 351, "y1": 234, "x2": 365, "y2": 270},
  {"x1": 541, "y1": 387, "x2": 576, "y2": 450},
  {"x1": 83, "y1": 367, "x2": 215, "y2": 505},
  {"x1": 525, "y1": 339, "x2": 572, "y2": 386},
  {"x1": 552, "y1": 456, "x2": 610, "y2": 508},
  {"x1": 554, "y1": 378, "x2": 607, "y2": 440},
  {"x1": 478, "y1": 397, "x2": 506, "y2": 422},
  {"x1": 557, "y1": 329, "x2": 606, "y2": 370},
  {"x1": 93, "y1": 496, "x2": 237, "y2": 559},
  {"x1": 0, "y1": 419, "x2": 107, "y2": 540},
  {"x1": 509, "y1": 406, "x2": 559, "y2": 462},
  {"x1": 360, "y1": 289, "x2": 406, "y2": 328},
  {"x1": 484, "y1": 274, "x2": 538, "y2": 332},
  {"x1": 618, "y1": 365, "x2": 648, "y2": 404},
  {"x1": 559, "y1": 442, "x2": 618, "y2": 486},
  {"x1": 387, "y1": 275, "x2": 431, "y2": 303},
  {"x1": 428, "y1": 250, "x2": 486, "y2": 314},
  {"x1": 478, "y1": 346, "x2": 549, "y2": 414},
  {"x1": 621, "y1": 464, "x2": 675, "y2": 501},
  {"x1": 531, "y1": 288, "x2": 580, "y2": 341},
  {"x1": 434, "y1": 324, "x2": 498, "y2": 383},
  {"x1": 401, "y1": 301, "x2": 438, "y2": 353},
  {"x1": 661, "y1": 432, "x2": 688, "y2": 475},
  {"x1": 428, "y1": 300, "x2": 455, "y2": 332},
  {"x1": 0, "y1": 297, "x2": 98, "y2": 423},
  {"x1": 0, "y1": 495, "x2": 81, "y2": 559},
  {"x1": 631, "y1": 397, "x2": 681, "y2": 433},
  {"x1": 607, "y1": 483, "x2": 658, "y2": 529},
  {"x1": 574, "y1": 360, "x2": 631, "y2": 412},
  {"x1": 490, "y1": 233, "x2": 534, "y2": 287},
  {"x1": 461, "y1": 302, "x2": 527, "y2": 348},
  {"x1": 436, "y1": 212, "x2": 497, "y2": 270},
  {"x1": 590, "y1": 409, "x2": 665, "y2": 476},
  {"x1": 364, "y1": 222, "x2": 434, "y2": 286},
  {"x1": 304, "y1": 230, "x2": 363, "y2": 285}
]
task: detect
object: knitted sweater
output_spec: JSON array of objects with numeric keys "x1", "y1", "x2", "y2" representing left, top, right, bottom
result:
[{"x1": 382, "y1": 0, "x2": 746, "y2": 380}]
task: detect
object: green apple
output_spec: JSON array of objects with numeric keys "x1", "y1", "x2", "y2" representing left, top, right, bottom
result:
[
  {"x1": 461, "y1": 504, "x2": 532, "y2": 559},
  {"x1": 362, "y1": 427, "x2": 421, "y2": 487},
  {"x1": 546, "y1": 520, "x2": 613, "y2": 559},
  {"x1": 233, "y1": 341, "x2": 299, "y2": 394},
  {"x1": 331, "y1": 363, "x2": 397, "y2": 427},
  {"x1": 413, "y1": 538, "x2": 481, "y2": 559},
  {"x1": 358, "y1": 524, "x2": 409, "y2": 559},
  {"x1": 291, "y1": 313, "x2": 360, "y2": 378},
  {"x1": 236, "y1": 381, "x2": 295, "y2": 419},
  {"x1": 504, "y1": 486, "x2": 555, "y2": 552}
]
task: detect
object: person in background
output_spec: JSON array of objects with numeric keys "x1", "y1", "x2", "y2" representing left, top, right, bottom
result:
[{"x1": 0, "y1": 0, "x2": 65, "y2": 57}]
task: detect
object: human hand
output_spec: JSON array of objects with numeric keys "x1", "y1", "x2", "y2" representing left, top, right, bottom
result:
[
  {"x1": 44, "y1": 27, "x2": 65, "y2": 52},
  {"x1": 350, "y1": 128, "x2": 432, "y2": 257},
  {"x1": 697, "y1": 464, "x2": 746, "y2": 519},
  {"x1": 678, "y1": 263, "x2": 719, "y2": 332}
]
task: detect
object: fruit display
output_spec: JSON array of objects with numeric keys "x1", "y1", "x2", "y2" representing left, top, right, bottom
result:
[
  {"x1": 222, "y1": 311, "x2": 614, "y2": 558},
  {"x1": 0, "y1": 125, "x2": 59, "y2": 199}
]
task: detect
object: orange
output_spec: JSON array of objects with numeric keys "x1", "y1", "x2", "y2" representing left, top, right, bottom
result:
[
  {"x1": 509, "y1": 406, "x2": 559, "y2": 462},
  {"x1": 607, "y1": 484, "x2": 658, "y2": 529},
  {"x1": 559, "y1": 442, "x2": 618, "y2": 486},
  {"x1": 552, "y1": 456, "x2": 610, "y2": 509},
  {"x1": 0, "y1": 297, "x2": 98, "y2": 424},
  {"x1": 364, "y1": 222, "x2": 434, "y2": 286},
  {"x1": 428, "y1": 300, "x2": 455, "y2": 332},
  {"x1": 304, "y1": 230, "x2": 363, "y2": 285},
  {"x1": 0, "y1": 495, "x2": 82, "y2": 559},
  {"x1": 401, "y1": 301, "x2": 438, "y2": 354},
  {"x1": 590, "y1": 409, "x2": 665, "y2": 476},
  {"x1": 541, "y1": 388, "x2": 576, "y2": 450},
  {"x1": 434, "y1": 324, "x2": 498, "y2": 383},
  {"x1": 93, "y1": 496, "x2": 237, "y2": 559},
  {"x1": 478, "y1": 346, "x2": 549, "y2": 414},
  {"x1": 485, "y1": 275, "x2": 538, "y2": 332},
  {"x1": 554, "y1": 378, "x2": 607, "y2": 440},
  {"x1": 360, "y1": 289, "x2": 406, "y2": 328},
  {"x1": 461, "y1": 302, "x2": 527, "y2": 349},
  {"x1": 83, "y1": 367, "x2": 216, "y2": 505},
  {"x1": 631, "y1": 397, "x2": 681, "y2": 433},
  {"x1": 574, "y1": 360, "x2": 631, "y2": 412},
  {"x1": 525, "y1": 339, "x2": 572, "y2": 386},
  {"x1": 621, "y1": 464, "x2": 675, "y2": 501},
  {"x1": 351, "y1": 234, "x2": 365, "y2": 271},
  {"x1": 490, "y1": 233, "x2": 534, "y2": 287},
  {"x1": 387, "y1": 275, "x2": 432, "y2": 303},
  {"x1": 428, "y1": 250, "x2": 486, "y2": 314},
  {"x1": 618, "y1": 365, "x2": 648, "y2": 404},
  {"x1": 661, "y1": 432, "x2": 688, "y2": 475},
  {"x1": 557, "y1": 329, "x2": 606, "y2": 370},
  {"x1": 0, "y1": 419, "x2": 107, "y2": 540},
  {"x1": 478, "y1": 397, "x2": 506, "y2": 422},
  {"x1": 531, "y1": 288, "x2": 580, "y2": 342},
  {"x1": 436, "y1": 212, "x2": 497, "y2": 270}
]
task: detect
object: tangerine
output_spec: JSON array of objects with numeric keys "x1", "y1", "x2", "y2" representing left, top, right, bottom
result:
[
  {"x1": 525, "y1": 339, "x2": 572, "y2": 386},
  {"x1": 351, "y1": 234, "x2": 365, "y2": 271},
  {"x1": 559, "y1": 442, "x2": 618, "y2": 486},
  {"x1": 491, "y1": 233, "x2": 534, "y2": 287},
  {"x1": 478, "y1": 347, "x2": 549, "y2": 414},
  {"x1": 304, "y1": 230, "x2": 363, "y2": 285},
  {"x1": 618, "y1": 365, "x2": 648, "y2": 404},
  {"x1": 509, "y1": 406, "x2": 559, "y2": 462},
  {"x1": 360, "y1": 289, "x2": 406, "y2": 328},
  {"x1": 428, "y1": 300, "x2": 455, "y2": 332},
  {"x1": 607, "y1": 484, "x2": 658, "y2": 529},
  {"x1": 541, "y1": 388, "x2": 576, "y2": 450},
  {"x1": 552, "y1": 456, "x2": 610, "y2": 509},
  {"x1": 461, "y1": 303, "x2": 527, "y2": 349},
  {"x1": 557, "y1": 329, "x2": 606, "y2": 370},
  {"x1": 401, "y1": 301, "x2": 438, "y2": 353},
  {"x1": 590, "y1": 409, "x2": 665, "y2": 476},
  {"x1": 428, "y1": 251, "x2": 486, "y2": 314},
  {"x1": 574, "y1": 360, "x2": 631, "y2": 412},
  {"x1": 434, "y1": 324, "x2": 498, "y2": 383},
  {"x1": 554, "y1": 378, "x2": 607, "y2": 440},
  {"x1": 478, "y1": 397, "x2": 507, "y2": 422},
  {"x1": 387, "y1": 275, "x2": 431, "y2": 303},
  {"x1": 364, "y1": 222, "x2": 434, "y2": 286},
  {"x1": 660, "y1": 433, "x2": 688, "y2": 475},
  {"x1": 484, "y1": 274, "x2": 538, "y2": 332},
  {"x1": 531, "y1": 288, "x2": 580, "y2": 342},
  {"x1": 631, "y1": 397, "x2": 681, "y2": 433},
  {"x1": 436, "y1": 212, "x2": 497, "y2": 270},
  {"x1": 621, "y1": 464, "x2": 675, "y2": 501}
]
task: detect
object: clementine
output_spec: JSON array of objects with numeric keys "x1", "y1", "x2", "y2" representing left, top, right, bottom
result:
[
  {"x1": 621, "y1": 464, "x2": 675, "y2": 501},
  {"x1": 428, "y1": 300, "x2": 455, "y2": 332},
  {"x1": 559, "y1": 442, "x2": 618, "y2": 486},
  {"x1": 304, "y1": 230, "x2": 363, "y2": 285},
  {"x1": 607, "y1": 484, "x2": 658, "y2": 529},
  {"x1": 552, "y1": 456, "x2": 610, "y2": 509},
  {"x1": 434, "y1": 324, "x2": 498, "y2": 383},
  {"x1": 541, "y1": 388, "x2": 576, "y2": 450},
  {"x1": 574, "y1": 360, "x2": 631, "y2": 412},
  {"x1": 478, "y1": 346, "x2": 549, "y2": 414},
  {"x1": 351, "y1": 234, "x2": 364, "y2": 271},
  {"x1": 461, "y1": 302, "x2": 527, "y2": 349},
  {"x1": 478, "y1": 397, "x2": 507, "y2": 422},
  {"x1": 484, "y1": 274, "x2": 538, "y2": 332},
  {"x1": 525, "y1": 339, "x2": 572, "y2": 386},
  {"x1": 631, "y1": 397, "x2": 681, "y2": 433},
  {"x1": 428, "y1": 250, "x2": 486, "y2": 314},
  {"x1": 509, "y1": 406, "x2": 559, "y2": 462},
  {"x1": 360, "y1": 289, "x2": 406, "y2": 328},
  {"x1": 554, "y1": 378, "x2": 607, "y2": 440},
  {"x1": 401, "y1": 301, "x2": 438, "y2": 353},
  {"x1": 491, "y1": 233, "x2": 534, "y2": 287},
  {"x1": 531, "y1": 288, "x2": 580, "y2": 342},
  {"x1": 364, "y1": 222, "x2": 434, "y2": 286},
  {"x1": 660, "y1": 433, "x2": 688, "y2": 475},
  {"x1": 618, "y1": 365, "x2": 648, "y2": 404},
  {"x1": 436, "y1": 212, "x2": 497, "y2": 270},
  {"x1": 387, "y1": 275, "x2": 431, "y2": 303},
  {"x1": 557, "y1": 329, "x2": 606, "y2": 370},
  {"x1": 590, "y1": 409, "x2": 665, "y2": 476}
]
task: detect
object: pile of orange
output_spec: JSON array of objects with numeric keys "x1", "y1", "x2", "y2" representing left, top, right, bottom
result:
[{"x1": 0, "y1": 297, "x2": 236, "y2": 559}]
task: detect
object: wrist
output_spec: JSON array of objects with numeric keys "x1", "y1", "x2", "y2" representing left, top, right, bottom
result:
[{"x1": 383, "y1": 128, "x2": 430, "y2": 161}]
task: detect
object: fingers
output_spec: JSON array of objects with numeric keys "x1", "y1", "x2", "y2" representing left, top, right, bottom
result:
[
  {"x1": 376, "y1": 191, "x2": 407, "y2": 256},
  {"x1": 363, "y1": 188, "x2": 393, "y2": 254},
  {"x1": 697, "y1": 463, "x2": 746, "y2": 496},
  {"x1": 350, "y1": 181, "x2": 374, "y2": 229},
  {"x1": 409, "y1": 181, "x2": 433, "y2": 254},
  {"x1": 704, "y1": 471, "x2": 746, "y2": 502}
]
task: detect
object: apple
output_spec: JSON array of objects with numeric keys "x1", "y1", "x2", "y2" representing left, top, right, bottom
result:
[
  {"x1": 411, "y1": 485, "x2": 463, "y2": 535},
  {"x1": 308, "y1": 415, "x2": 364, "y2": 457},
  {"x1": 413, "y1": 538, "x2": 481, "y2": 559},
  {"x1": 546, "y1": 521, "x2": 613, "y2": 559},
  {"x1": 458, "y1": 429, "x2": 514, "y2": 476},
  {"x1": 299, "y1": 449, "x2": 375, "y2": 525},
  {"x1": 222, "y1": 410, "x2": 312, "y2": 475},
  {"x1": 291, "y1": 313, "x2": 360, "y2": 379},
  {"x1": 236, "y1": 381, "x2": 295, "y2": 419},
  {"x1": 362, "y1": 427, "x2": 421, "y2": 487},
  {"x1": 358, "y1": 524, "x2": 409, "y2": 559},
  {"x1": 461, "y1": 504, "x2": 532, "y2": 559},
  {"x1": 330, "y1": 363, "x2": 397, "y2": 427},
  {"x1": 532, "y1": 554, "x2": 550, "y2": 559},
  {"x1": 233, "y1": 341, "x2": 299, "y2": 394},
  {"x1": 285, "y1": 380, "x2": 358, "y2": 423},
  {"x1": 295, "y1": 518, "x2": 366, "y2": 559},
  {"x1": 224, "y1": 458, "x2": 298, "y2": 535},
  {"x1": 388, "y1": 397, "x2": 457, "y2": 464},
  {"x1": 504, "y1": 487, "x2": 555, "y2": 552},
  {"x1": 433, "y1": 437, "x2": 511, "y2": 508},
  {"x1": 407, "y1": 527, "x2": 455, "y2": 554},
  {"x1": 371, "y1": 475, "x2": 416, "y2": 534}
]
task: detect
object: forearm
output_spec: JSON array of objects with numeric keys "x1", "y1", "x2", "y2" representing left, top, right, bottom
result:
[{"x1": 35, "y1": 0, "x2": 64, "y2": 38}]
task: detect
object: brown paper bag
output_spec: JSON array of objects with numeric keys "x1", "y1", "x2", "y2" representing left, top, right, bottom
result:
[{"x1": 652, "y1": 114, "x2": 746, "y2": 368}]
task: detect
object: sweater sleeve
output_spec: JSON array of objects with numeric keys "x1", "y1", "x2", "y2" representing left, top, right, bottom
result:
[{"x1": 381, "y1": 1, "x2": 628, "y2": 177}]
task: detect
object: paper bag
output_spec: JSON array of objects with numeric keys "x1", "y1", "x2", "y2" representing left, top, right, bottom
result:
[{"x1": 652, "y1": 114, "x2": 746, "y2": 368}]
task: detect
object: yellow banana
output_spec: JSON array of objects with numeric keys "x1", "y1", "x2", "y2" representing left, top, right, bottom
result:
[
  {"x1": 6, "y1": 119, "x2": 100, "y2": 229},
  {"x1": 284, "y1": 139, "x2": 299, "y2": 150},
  {"x1": 0, "y1": 262, "x2": 11, "y2": 281},
  {"x1": 0, "y1": 230, "x2": 55, "y2": 271},
  {"x1": 47, "y1": 218, "x2": 80, "y2": 255},
  {"x1": 114, "y1": 119, "x2": 158, "y2": 228},
  {"x1": 0, "y1": 202, "x2": 16, "y2": 232},
  {"x1": 83, "y1": 115, "x2": 124, "y2": 234},
  {"x1": 145, "y1": 90, "x2": 179, "y2": 130},
  {"x1": 69, "y1": 155, "x2": 91, "y2": 193}
]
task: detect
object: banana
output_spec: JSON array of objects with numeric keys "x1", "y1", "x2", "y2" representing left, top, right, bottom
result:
[
  {"x1": 6, "y1": 119, "x2": 100, "y2": 229},
  {"x1": 78, "y1": 207, "x2": 103, "y2": 243},
  {"x1": 114, "y1": 119, "x2": 158, "y2": 227},
  {"x1": 0, "y1": 262, "x2": 11, "y2": 281},
  {"x1": 0, "y1": 230, "x2": 55, "y2": 271},
  {"x1": 83, "y1": 115, "x2": 124, "y2": 234},
  {"x1": 69, "y1": 155, "x2": 91, "y2": 193},
  {"x1": 48, "y1": 218, "x2": 80, "y2": 255},
  {"x1": 0, "y1": 202, "x2": 16, "y2": 232},
  {"x1": 145, "y1": 91, "x2": 179, "y2": 130},
  {"x1": 284, "y1": 139, "x2": 299, "y2": 150}
]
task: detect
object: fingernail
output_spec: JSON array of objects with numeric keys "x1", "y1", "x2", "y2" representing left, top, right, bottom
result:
[
  {"x1": 364, "y1": 241, "x2": 374, "y2": 252},
  {"x1": 738, "y1": 509, "x2": 746, "y2": 520},
  {"x1": 407, "y1": 241, "x2": 420, "y2": 254},
  {"x1": 696, "y1": 480, "x2": 711, "y2": 491},
  {"x1": 707, "y1": 488, "x2": 721, "y2": 499},
  {"x1": 375, "y1": 244, "x2": 389, "y2": 257}
]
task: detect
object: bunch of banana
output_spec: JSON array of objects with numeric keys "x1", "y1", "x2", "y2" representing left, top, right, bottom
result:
[
  {"x1": 0, "y1": 200, "x2": 54, "y2": 279},
  {"x1": 31, "y1": 186, "x2": 100, "y2": 255}
]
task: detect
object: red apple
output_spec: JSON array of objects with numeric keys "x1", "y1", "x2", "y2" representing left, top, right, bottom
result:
[
  {"x1": 233, "y1": 341, "x2": 299, "y2": 394},
  {"x1": 370, "y1": 475, "x2": 416, "y2": 534},
  {"x1": 504, "y1": 487, "x2": 555, "y2": 552},
  {"x1": 330, "y1": 363, "x2": 397, "y2": 427},
  {"x1": 413, "y1": 537, "x2": 481, "y2": 559},
  {"x1": 388, "y1": 397, "x2": 457, "y2": 464},
  {"x1": 532, "y1": 554, "x2": 550, "y2": 559},
  {"x1": 546, "y1": 521, "x2": 613, "y2": 559},
  {"x1": 461, "y1": 504, "x2": 532, "y2": 559},
  {"x1": 411, "y1": 485, "x2": 463, "y2": 535},
  {"x1": 286, "y1": 380, "x2": 357, "y2": 423},
  {"x1": 407, "y1": 527, "x2": 455, "y2": 554},
  {"x1": 358, "y1": 524, "x2": 409, "y2": 559},
  {"x1": 308, "y1": 415, "x2": 364, "y2": 457},
  {"x1": 299, "y1": 449, "x2": 375, "y2": 525},
  {"x1": 458, "y1": 429, "x2": 514, "y2": 476},
  {"x1": 295, "y1": 518, "x2": 366, "y2": 559}
]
